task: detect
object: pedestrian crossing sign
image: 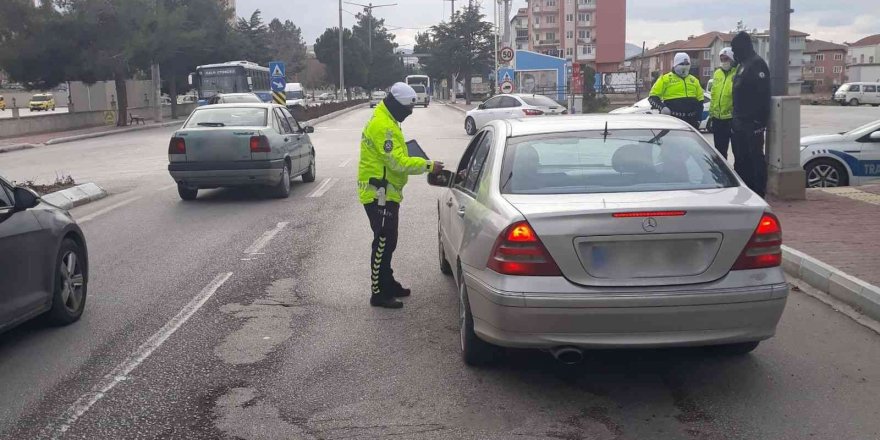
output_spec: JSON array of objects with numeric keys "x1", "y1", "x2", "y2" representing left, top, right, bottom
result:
[{"x1": 269, "y1": 62, "x2": 286, "y2": 79}]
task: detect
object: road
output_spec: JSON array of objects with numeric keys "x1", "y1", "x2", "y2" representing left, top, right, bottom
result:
[
  {"x1": 1, "y1": 104, "x2": 879, "y2": 440},
  {"x1": 0, "y1": 107, "x2": 70, "y2": 119}
]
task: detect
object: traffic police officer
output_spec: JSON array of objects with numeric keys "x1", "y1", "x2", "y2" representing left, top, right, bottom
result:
[
  {"x1": 648, "y1": 52, "x2": 705, "y2": 129},
  {"x1": 358, "y1": 82, "x2": 444, "y2": 309},
  {"x1": 730, "y1": 31, "x2": 771, "y2": 197},
  {"x1": 709, "y1": 47, "x2": 736, "y2": 158}
]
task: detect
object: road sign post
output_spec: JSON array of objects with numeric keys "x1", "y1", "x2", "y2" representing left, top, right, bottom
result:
[{"x1": 269, "y1": 61, "x2": 287, "y2": 105}]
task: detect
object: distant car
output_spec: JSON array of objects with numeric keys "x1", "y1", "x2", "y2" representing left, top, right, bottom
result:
[
  {"x1": 318, "y1": 93, "x2": 333, "y2": 101},
  {"x1": 833, "y1": 82, "x2": 880, "y2": 107},
  {"x1": 0, "y1": 175, "x2": 89, "y2": 334},
  {"x1": 464, "y1": 94, "x2": 567, "y2": 135},
  {"x1": 800, "y1": 119, "x2": 880, "y2": 188},
  {"x1": 29, "y1": 93, "x2": 56, "y2": 111},
  {"x1": 284, "y1": 83, "x2": 306, "y2": 109},
  {"x1": 168, "y1": 103, "x2": 317, "y2": 200},
  {"x1": 253, "y1": 91, "x2": 273, "y2": 103},
  {"x1": 369, "y1": 91, "x2": 386, "y2": 108},
  {"x1": 430, "y1": 114, "x2": 788, "y2": 365},
  {"x1": 206, "y1": 93, "x2": 263, "y2": 105},
  {"x1": 610, "y1": 91, "x2": 712, "y2": 132},
  {"x1": 411, "y1": 84, "x2": 430, "y2": 107},
  {"x1": 161, "y1": 95, "x2": 172, "y2": 106},
  {"x1": 178, "y1": 95, "x2": 199, "y2": 105}
]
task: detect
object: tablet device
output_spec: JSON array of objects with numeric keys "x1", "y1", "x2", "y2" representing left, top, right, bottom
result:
[{"x1": 406, "y1": 140, "x2": 430, "y2": 160}]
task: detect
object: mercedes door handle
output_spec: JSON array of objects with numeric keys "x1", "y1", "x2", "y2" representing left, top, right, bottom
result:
[
  {"x1": 446, "y1": 199, "x2": 453, "y2": 207},
  {"x1": 457, "y1": 207, "x2": 466, "y2": 217},
  {"x1": 284, "y1": 137, "x2": 290, "y2": 142}
]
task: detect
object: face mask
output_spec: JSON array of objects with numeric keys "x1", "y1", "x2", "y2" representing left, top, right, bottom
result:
[
  {"x1": 674, "y1": 65, "x2": 690, "y2": 77},
  {"x1": 720, "y1": 61, "x2": 732, "y2": 71}
]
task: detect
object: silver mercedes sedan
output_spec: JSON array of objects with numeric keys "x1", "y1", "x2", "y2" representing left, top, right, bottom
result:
[{"x1": 430, "y1": 114, "x2": 789, "y2": 365}]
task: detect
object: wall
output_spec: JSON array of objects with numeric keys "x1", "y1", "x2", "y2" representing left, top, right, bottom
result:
[
  {"x1": 68, "y1": 80, "x2": 153, "y2": 112},
  {"x1": 848, "y1": 65, "x2": 880, "y2": 83},
  {"x1": 0, "y1": 110, "x2": 107, "y2": 138},
  {"x1": 594, "y1": 0, "x2": 625, "y2": 73},
  {"x1": 849, "y1": 45, "x2": 880, "y2": 65}
]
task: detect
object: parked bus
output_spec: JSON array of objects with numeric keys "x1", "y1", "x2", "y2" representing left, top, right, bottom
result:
[
  {"x1": 189, "y1": 61, "x2": 270, "y2": 105},
  {"x1": 405, "y1": 75, "x2": 431, "y2": 95}
]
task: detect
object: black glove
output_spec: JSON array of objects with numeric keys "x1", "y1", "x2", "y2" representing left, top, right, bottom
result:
[{"x1": 648, "y1": 96, "x2": 663, "y2": 110}]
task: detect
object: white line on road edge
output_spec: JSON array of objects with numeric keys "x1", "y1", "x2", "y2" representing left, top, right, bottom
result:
[
  {"x1": 243, "y1": 222, "x2": 289, "y2": 255},
  {"x1": 76, "y1": 196, "x2": 143, "y2": 224},
  {"x1": 338, "y1": 158, "x2": 353, "y2": 168},
  {"x1": 308, "y1": 178, "x2": 338, "y2": 198},
  {"x1": 41, "y1": 272, "x2": 233, "y2": 439}
]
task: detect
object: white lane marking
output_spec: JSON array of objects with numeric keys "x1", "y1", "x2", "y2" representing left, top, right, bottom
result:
[
  {"x1": 338, "y1": 158, "x2": 353, "y2": 168},
  {"x1": 42, "y1": 272, "x2": 233, "y2": 439},
  {"x1": 244, "y1": 222, "x2": 289, "y2": 255},
  {"x1": 158, "y1": 183, "x2": 177, "y2": 191},
  {"x1": 77, "y1": 196, "x2": 143, "y2": 224},
  {"x1": 307, "y1": 178, "x2": 338, "y2": 198}
]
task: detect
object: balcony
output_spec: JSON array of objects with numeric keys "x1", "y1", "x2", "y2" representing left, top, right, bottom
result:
[
  {"x1": 576, "y1": 21, "x2": 594, "y2": 28},
  {"x1": 533, "y1": 22, "x2": 558, "y2": 30},
  {"x1": 535, "y1": 39, "x2": 560, "y2": 46},
  {"x1": 533, "y1": 4, "x2": 560, "y2": 13},
  {"x1": 577, "y1": 0, "x2": 596, "y2": 10}
]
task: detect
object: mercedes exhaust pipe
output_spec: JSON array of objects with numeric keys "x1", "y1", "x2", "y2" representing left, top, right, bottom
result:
[{"x1": 550, "y1": 346, "x2": 584, "y2": 365}]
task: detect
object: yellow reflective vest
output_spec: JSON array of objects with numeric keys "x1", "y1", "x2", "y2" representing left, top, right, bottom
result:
[
  {"x1": 710, "y1": 68, "x2": 735, "y2": 120},
  {"x1": 649, "y1": 72, "x2": 705, "y2": 102},
  {"x1": 357, "y1": 101, "x2": 434, "y2": 204}
]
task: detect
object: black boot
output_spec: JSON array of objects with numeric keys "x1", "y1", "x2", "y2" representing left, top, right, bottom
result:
[
  {"x1": 390, "y1": 280, "x2": 411, "y2": 298},
  {"x1": 370, "y1": 294, "x2": 403, "y2": 309}
]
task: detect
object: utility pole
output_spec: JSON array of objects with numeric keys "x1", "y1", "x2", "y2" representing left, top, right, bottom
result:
[
  {"x1": 442, "y1": 0, "x2": 455, "y2": 17},
  {"x1": 769, "y1": 0, "x2": 791, "y2": 96},
  {"x1": 339, "y1": 0, "x2": 345, "y2": 100},
  {"x1": 345, "y1": 2, "x2": 397, "y2": 60}
]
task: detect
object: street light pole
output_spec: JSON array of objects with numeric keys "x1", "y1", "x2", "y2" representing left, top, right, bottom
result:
[
  {"x1": 769, "y1": 0, "x2": 791, "y2": 96},
  {"x1": 339, "y1": 0, "x2": 345, "y2": 100}
]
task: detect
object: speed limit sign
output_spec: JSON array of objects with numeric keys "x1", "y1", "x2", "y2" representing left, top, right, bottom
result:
[
  {"x1": 499, "y1": 47, "x2": 515, "y2": 63},
  {"x1": 500, "y1": 80, "x2": 514, "y2": 94}
]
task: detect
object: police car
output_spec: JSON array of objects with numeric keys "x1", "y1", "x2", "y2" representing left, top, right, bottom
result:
[
  {"x1": 609, "y1": 91, "x2": 712, "y2": 132},
  {"x1": 800, "y1": 119, "x2": 880, "y2": 188}
]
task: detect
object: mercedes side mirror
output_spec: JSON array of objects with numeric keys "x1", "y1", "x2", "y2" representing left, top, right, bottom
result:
[
  {"x1": 427, "y1": 170, "x2": 455, "y2": 187},
  {"x1": 478, "y1": 104, "x2": 486, "y2": 110},
  {"x1": 12, "y1": 186, "x2": 40, "y2": 212},
  {"x1": 302, "y1": 125, "x2": 314, "y2": 134},
  {"x1": 870, "y1": 131, "x2": 880, "y2": 141}
]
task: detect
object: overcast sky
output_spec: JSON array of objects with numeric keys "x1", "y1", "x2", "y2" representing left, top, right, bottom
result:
[{"x1": 236, "y1": 0, "x2": 878, "y2": 50}]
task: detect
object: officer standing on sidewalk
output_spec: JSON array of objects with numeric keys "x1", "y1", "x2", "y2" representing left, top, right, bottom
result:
[
  {"x1": 358, "y1": 82, "x2": 445, "y2": 309},
  {"x1": 709, "y1": 47, "x2": 736, "y2": 159},
  {"x1": 730, "y1": 31, "x2": 771, "y2": 197}
]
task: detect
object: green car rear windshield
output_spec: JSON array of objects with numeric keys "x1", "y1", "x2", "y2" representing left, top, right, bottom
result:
[
  {"x1": 500, "y1": 129, "x2": 737, "y2": 194},
  {"x1": 185, "y1": 107, "x2": 267, "y2": 128}
]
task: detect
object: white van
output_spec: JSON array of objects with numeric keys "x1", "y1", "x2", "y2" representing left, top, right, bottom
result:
[
  {"x1": 410, "y1": 84, "x2": 429, "y2": 107},
  {"x1": 834, "y1": 82, "x2": 880, "y2": 107},
  {"x1": 284, "y1": 83, "x2": 306, "y2": 108}
]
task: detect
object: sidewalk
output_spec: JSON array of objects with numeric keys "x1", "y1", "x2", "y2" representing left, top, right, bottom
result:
[
  {"x1": 769, "y1": 184, "x2": 880, "y2": 287},
  {"x1": 0, "y1": 119, "x2": 182, "y2": 151},
  {"x1": 439, "y1": 100, "x2": 476, "y2": 113}
]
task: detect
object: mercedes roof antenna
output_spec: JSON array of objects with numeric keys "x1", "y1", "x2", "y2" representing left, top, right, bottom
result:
[{"x1": 602, "y1": 121, "x2": 610, "y2": 142}]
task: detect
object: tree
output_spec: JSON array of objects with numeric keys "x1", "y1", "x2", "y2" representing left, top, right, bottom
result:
[
  {"x1": 351, "y1": 12, "x2": 403, "y2": 91},
  {"x1": 426, "y1": 4, "x2": 494, "y2": 103},
  {"x1": 414, "y1": 31, "x2": 446, "y2": 94},
  {"x1": 233, "y1": 10, "x2": 271, "y2": 65},
  {"x1": 314, "y1": 27, "x2": 367, "y2": 99},
  {"x1": 267, "y1": 18, "x2": 307, "y2": 80}
]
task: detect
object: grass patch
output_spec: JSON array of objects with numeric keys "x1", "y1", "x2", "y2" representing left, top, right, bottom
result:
[{"x1": 13, "y1": 174, "x2": 77, "y2": 195}]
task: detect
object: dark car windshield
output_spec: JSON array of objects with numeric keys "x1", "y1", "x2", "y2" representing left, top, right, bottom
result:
[
  {"x1": 501, "y1": 129, "x2": 737, "y2": 194},
  {"x1": 185, "y1": 107, "x2": 267, "y2": 128}
]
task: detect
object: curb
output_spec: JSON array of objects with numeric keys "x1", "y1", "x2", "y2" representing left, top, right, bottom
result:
[
  {"x1": 40, "y1": 182, "x2": 107, "y2": 210},
  {"x1": 0, "y1": 143, "x2": 38, "y2": 154},
  {"x1": 307, "y1": 103, "x2": 369, "y2": 126},
  {"x1": 782, "y1": 245, "x2": 880, "y2": 322},
  {"x1": 438, "y1": 101, "x2": 469, "y2": 114},
  {"x1": 45, "y1": 120, "x2": 184, "y2": 145}
]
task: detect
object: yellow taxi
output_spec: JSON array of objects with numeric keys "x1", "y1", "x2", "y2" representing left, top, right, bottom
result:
[
  {"x1": 0, "y1": 95, "x2": 6, "y2": 111},
  {"x1": 29, "y1": 93, "x2": 56, "y2": 111}
]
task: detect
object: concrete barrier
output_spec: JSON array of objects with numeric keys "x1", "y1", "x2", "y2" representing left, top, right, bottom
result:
[{"x1": 0, "y1": 103, "x2": 195, "y2": 139}]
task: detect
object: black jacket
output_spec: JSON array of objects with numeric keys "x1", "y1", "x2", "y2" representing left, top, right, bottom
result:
[{"x1": 731, "y1": 31, "x2": 771, "y2": 128}]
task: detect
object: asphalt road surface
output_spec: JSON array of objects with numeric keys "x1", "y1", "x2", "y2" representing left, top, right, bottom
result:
[{"x1": 1, "y1": 104, "x2": 879, "y2": 440}]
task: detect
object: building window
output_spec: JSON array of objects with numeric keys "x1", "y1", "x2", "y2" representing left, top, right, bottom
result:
[
  {"x1": 861, "y1": 54, "x2": 865, "y2": 63},
  {"x1": 872, "y1": 56, "x2": 876, "y2": 63},
  {"x1": 534, "y1": 16, "x2": 540, "y2": 25},
  {"x1": 814, "y1": 66, "x2": 824, "y2": 74},
  {"x1": 546, "y1": 15, "x2": 556, "y2": 23},
  {"x1": 833, "y1": 53, "x2": 843, "y2": 61},
  {"x1": 566, "y1": 14, "x2": 573, "y2": 22},
  {"x1": 546, "y1": 32, "x2": 555, "y2": 41},
  {"x1": 566, "y1": 48, "x2": 573, "y2": 56},
  {"x1": 566, "y1": 31, "x2": 573, "y2": 39},
  {"x1": 815, "y1": 53, "x2": 824, "y2": 61},
  {"x1": 702, "y1": 67, "x2": 712, "y2": 77},
  {"x1": 578, "y1": 12, "x2": 590, "y2": 22},
  {"x1": 546, "y1": 0, "x2": 556, "y2": 6},
  {"x1": 817, "y1": 79, "x2": 824, "y2": 86},
  {"x1": 833, "y1": 66, "x2": 843, "y2": 74},
  {"x1": 703, "y1": 51, "x2": 711, "y2": 60}
]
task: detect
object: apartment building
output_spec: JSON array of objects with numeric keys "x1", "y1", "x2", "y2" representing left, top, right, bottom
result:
[
  {"x1": 510, "y1": 8, "x2": 529, "y2": 51},
  {"x1": 847, "y1": 34, "x2": 880, "y2": 83},
  {"x1": 802, "y1": 39, "x2": 847, "y2": 93},
  {"x1": 525, "y1": 0, "x2": 625, "y2": 73}
]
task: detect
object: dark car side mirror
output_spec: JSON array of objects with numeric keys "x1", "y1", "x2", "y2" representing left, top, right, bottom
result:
[
  {"x1": 13, "y1": 186, "x2": 40, "y2": 212},
  {"x1": 478, "y1": 104, "x2": 486, "y2": 110},
  {"x1": 427, "y1": 170, "x2": 455, "y2": 187},
  {"x1": 302, "y1": 125, "x2": 315, "y2": 134}
]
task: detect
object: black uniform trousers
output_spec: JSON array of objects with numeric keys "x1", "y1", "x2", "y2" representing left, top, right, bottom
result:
[
  {"x1": 364, "y1": 201, "x2": 400, "y2": 299},
  {"x1": 731, "y1": 119, "x2": 767, "y2": 197},
  {"x1": 711, "y1": 118, "x2": 732, "y2": 159}
]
